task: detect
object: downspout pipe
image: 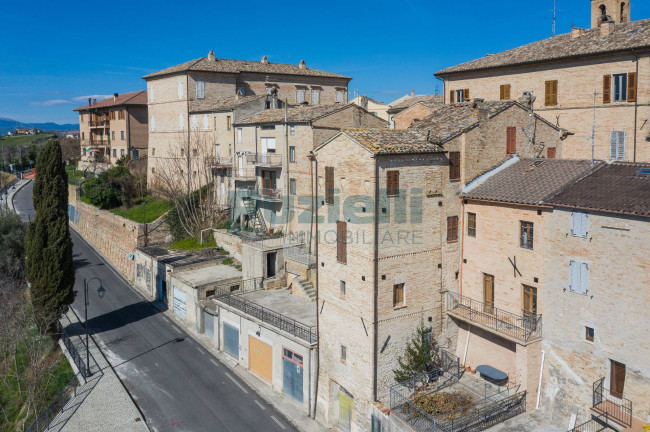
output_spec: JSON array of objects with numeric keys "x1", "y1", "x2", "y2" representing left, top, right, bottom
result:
[
  {"x1": 308, "y1": 150, "x2": 320, "y2": 419},
  {"x1": 372, "y1": 157, "x2": 379, "y2": 402},
  {"x1": 435, "y1": 76, "x2": 445, "y2": 104},
  {"x1": 536, "y1": 350, "x2": 546, "y2": 409},
  {"x1": 632, "y1": 50, "x2": 640, "y2": 162}
]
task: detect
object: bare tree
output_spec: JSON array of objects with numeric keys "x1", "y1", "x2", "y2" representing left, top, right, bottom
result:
[{"x1": 59, "y1": 138, "x2": 80, "y2": 162}]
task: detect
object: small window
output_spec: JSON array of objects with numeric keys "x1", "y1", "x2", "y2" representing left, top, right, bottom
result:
[
  {"x1": 500, "y1": 84, "x2": 511, "y2": 100},
  {"x1": 613, "y1": 74, "x2": 627, "y2": 102},
  {"x1": 237, "y1": 128, "x2": 243, "y2": 143},
  {"x1": 586, "y1": 327, "x2": 594, "y2": 342},
  {"x1": 312, "y1": 90, "x2": 320, "y2": 105},
  {"x1": 196, "y1": 81, "x2": 205, "y2": 99},
  {"x1": 203, "y1": 114, "x2": 209, "y2": 130},
  {"x1": 393, "y1": 283, "x2": 405, "y2": 308},
  {"x1": 177, "y1": 81, "x2": 183, "y2": 99},
  {"x1": 547, "y1": 147, "x2": 556, "y2": 159},
  {"x1": 81, "y1": 132, "x2": 85, "y2": 140},
  {"x1": 152, "y1": 148, "x2": 156, "y2": 156},
  {"x1": 113, "y1": 149, "x2": 117, "y2": 157},
  {"x1": 121, "y1": 149, "x2": 125, "y2": 157},
  {"x1": 290, "y1": 124, "x2": 295, "y2": 136},
  {"x1": 149, "y1": 87, "x2": 155, "y2": 102},
  {"x1": 226, "y1": 116, "x2": 232, "y2": 131},
  {"x1": 544, "y1": 80, "x2": 558, "y2": 106},
  {"x1": 387, "y1": 170, "x2": 399, "y2": 196},
  {"x1": 455, "y1": 89, "x2": 467, "y2": 103},
  {"x1": 506, "y1": 127, "x2": 517, "y2": 154},
  {"x1": 111, "y1": 131, "x2": 115, "y2": 141},
  {"x1": 289, "y1": 146, "x2": 295, "y2": 163},
  {"x1": 191, "y1": 115, "x2": 198, "y2": 130},
  {"x1": 121, "y1": 131, "x2": 125, "y2": 141},
  {"x1": 340, "y1": 345, "x2": 346, "y2": 362},
  {"x1": 520, "y1": 221, "x2": 534, "y2": 249},
  {"x1": 296, "y1": 89, "x2": 305, "y2": 103},
  {"x1": 178, "y1": 113, "x2": 184, "y2": 130},
  {"x1": 447, "y1": 216, "x2": 459, "y2": 242},
  {"x1": 340, "y1": 280, "x2": 346, "y2": 298},
  {"x1": 290, "y1": 178, "x2": 296, "y2": 195},
  {"x1": 448, "y1": 151, "x2": 460, "y2": 180},
  {"x1": 150, "y1": 116, "x2": 156, "y2": 131},
  {"x1": 467, "y1": 212, "x2": 476, "y2": 237},
  {"x1": 336, "y1": 90, "x2": 344, "y2": 104}
]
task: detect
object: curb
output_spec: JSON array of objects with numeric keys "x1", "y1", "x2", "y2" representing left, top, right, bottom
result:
[{"x1": 8, "y1": 178, "x2": 32, "y2": 213}]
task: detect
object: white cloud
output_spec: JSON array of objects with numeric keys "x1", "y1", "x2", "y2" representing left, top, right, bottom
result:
[
  {"x1": 72, "y1": 94, "x2": 113, "y2": 102},
  {"x1": 31, "y1": 99, "x2": 72, "y2": 106}
]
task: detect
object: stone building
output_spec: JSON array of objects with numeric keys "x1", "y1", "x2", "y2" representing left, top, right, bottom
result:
[
  {"x1": 435, "y1": 0, "x2": 650, "y2": 163},
  {"x1": 143, "y1": 51, "x2": 351, "y2": 189},
  {"x1": 348, "y1": 95, "x2": 391, "y2": 121},
  {"x1": 386, "y1": 94, "x2": 442, "y2": 129},
  {"x1": 74, "y1": 91, "x2": 148, "y2": 164},
  {"x1": 391, "y1": 99, "x2": 443, "y2": 130}
]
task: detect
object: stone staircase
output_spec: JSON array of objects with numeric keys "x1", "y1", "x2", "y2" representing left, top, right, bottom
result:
[{"x1": 293, "y1": 277, "x2": 316, "y2": 301}]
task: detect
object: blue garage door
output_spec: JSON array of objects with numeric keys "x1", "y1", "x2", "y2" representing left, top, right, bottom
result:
[
  {"x1": 282, "y1": 348, "x2": 303, "y2": 402},
  {"x1": 224, "y1": 323, "x2": 239, "y2": 360}
]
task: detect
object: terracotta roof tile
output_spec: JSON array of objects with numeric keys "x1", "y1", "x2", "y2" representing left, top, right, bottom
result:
[
  {"x1": 73, "y1": 91, "x2": 147, "y2": 111},
  {"x1": 189, "y1": 95, "x2": 265, "y2": 113},
  {"x1": 234, "y1": 103, "x2": 357, "y2": 125},
  {"x1": 339, "y1": 129, "x2": 444, "y2": 155},
  {"x1": 436, "y1": 19, "x2": 650, "y2": 76},
  {"x1": 388, "y1": 94, "x2": 443, "y2": 112}
]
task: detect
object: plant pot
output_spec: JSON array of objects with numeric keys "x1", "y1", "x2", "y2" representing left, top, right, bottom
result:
[
  {"x1": 465, "y1": 366, "x2": 471, "y2": 372},
  {"x1": 471, "y1": 368, "x2": 476, "y2": 374}
]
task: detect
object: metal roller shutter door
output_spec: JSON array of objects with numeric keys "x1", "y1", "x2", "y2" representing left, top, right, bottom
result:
[{"x1": 224, "y1": 323, "x2": 239, "y2": 359}]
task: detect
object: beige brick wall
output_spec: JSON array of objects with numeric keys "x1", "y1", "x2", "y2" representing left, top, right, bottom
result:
[
  {"x1": 392, "y1": 104, "x2": 434, "y2": 130},
  {"x1": 442, "y1": 54, "x2": 650, "y2": 162}
]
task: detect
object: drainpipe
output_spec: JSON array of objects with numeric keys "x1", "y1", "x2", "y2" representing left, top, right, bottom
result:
[
  {"x1": 126, "y1": 107, "x2": 131, "y2": 157},
  {"x1": 308, "y1": 150, "x2": 320, "y2": 419},
  {"x1": 632, "y1": 50, "x2": 640, "y2": 162},
  {"x1": 536, "y1": 350, "x2": 546, "y2": 410},
  {"x1": 284, "y1": 100, "x2": 290, "y2": 235},
  {"x1": 372, "y1": 157, "x2": 379, "y2": 402},
  {"x1": 186, "y1": 74, "x2": 191, "y2": 195},
  {"x1": 435, "y1": 76, "x2": 445, "y2": 104}
]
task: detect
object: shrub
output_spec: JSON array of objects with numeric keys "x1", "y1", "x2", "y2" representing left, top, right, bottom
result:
[{"x1": 82, "y1": 166, "x2": 137, "y2": 209}]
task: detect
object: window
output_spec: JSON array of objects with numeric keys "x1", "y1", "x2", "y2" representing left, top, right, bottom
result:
[
  {"x1": 296, "y1": 89, "x2": 305, "y2": 103},
  {"x1": 547, "y1": 147, "x2": 556, "y2": 159},
  {"x1": 325, "y1": 166, "x2": 334, "y2": 205},
  {"x1": 522, "y1": 285, "x2": 537, "y2": 317},
  {"x1": 569, "y1": 260, "x2": 589, "y2": 294},
  {"x1": 447, "y1": 216, "x2": 458, "y2": 242},
  {"x1": 571, "y1": 212, "x2": 589, "y2": 237},
  {"x1": 448, "y1": 151, "x2": 460, "y2": 180},
  {"x1": 181, "y1": 149, "x2": 185, "y2": 157},
  {"x1": 610, "y1": 131, "x2": 626, "y2": 160},
  {"x1": 500, "y1": 84, "x2": 511, "y2": 100},
  {"x1": 150, "y1": 116, "x2": 156, "y2": 131},
  {"x1": 387, "y1": 170, "x2": 399, "y2": 196},
  {"x1": 289, "y1": 146, "x2": 295, "y2": 163},
  {"x1": 177, "y1": 81, "x2": 183, "y2": 99},
  {"x1": 336, "y1": 90, "x2": 344, "y2": 104},
  {"x1": 585, "y1": 327, "x2": 594, "y2": 342},
  {"x1": 121, "y1": 149, "x2": 125, "y2": 157},
  {"x1": 506, "y1": 127, "x2": 517, "y2": 154},
  {"x1": 81, "y1": 132, "x2": 85, "y2": 140},
  {"x1": 152, "y1": 148, "x2": 156, "y2": 156},
  {"x1": 121, "y1": 131, "x2": 125, "y2": 140},
  {"x1": 613, "y1": 74, "x2": 627, "y2": 101},
  {"x1": 191, "y1": 115, "x2": 198, "y2": 130},
  {"x1": 467, "y1": 212, "x2": 476, "y2": 237},
  {"x1": 192, "y1": 149, "x2": 197, "y2": 157},
  {"x1": 393, "y1": 283, "x2": 405, "y2": 308},
  {"x1": 290, "y1": 124, "x2": 295, "y2": 136},
  {"x1": 111, "y1": 131, "x2": 115, "y2": 141},
  {"x1": 290, "y1": 178, "x2": 296, "y2": 195},
  {"x1": 261, "y1": 125, "x2": 275, "y2": 130},
  {"x1": 340, "y1": 345, "x2": 347, "y2": 362},
  {"x1": 226, "y1": 116, "x2": 232, "y2": 131},
  {"x1": 149, "y1": 87, "x2": 155, "y2": 102},
  {"x1": 261, "y1": 137, "x2": 276, "y2": 153},
  {"x1": 340, "y1": 280, "x2": 346, "y2": 298},
  {"x1": 450, "y1": 89, "x2": 469, "y2": 103},
  {"x1": 544, "y1": 80, "x2": 558, "y2": 106},
  {"x1": 312, "y1": 90, "x2": 320, "y2": 105},
  {"x1": 133, "y1": 150, "x2": 139, "y2": 159},
  {"x1": 178, "y1": 113, "x2": 184, "y2": 130},
  {"x1": 196, "y1": 81, "x2": 205, "y2": 99},
  {"x1": 203, "y1": 114, "x2": 209, "y2": 130},
  {"x1": 520, "y1": 221, "x2": 534, "y2": 249},
  {"x1": 337, "y1": 221, "x2": 347, "y2": 264},
  {"x1": 112, "y1": 149, "x2": 117, "y2": 158},
  {"x1": 237, "y1": 128, "x2": 243, "y2": 143}
]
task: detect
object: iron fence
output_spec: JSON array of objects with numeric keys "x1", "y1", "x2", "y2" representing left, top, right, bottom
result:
[
  {"x1": 568, "y1": 414, "x2": 613, "y2": 432},
  {"x1": 25, "y1": 373, "x2": 82, "y2": 432},
  {"x1": 593, "y1": 377, "x2": 632, "y2": 427},
  {"x1": 446, "y1": 291, "x2": 542, "y2": 342},
  {"x1": 60, "y1": 324, "x2": 91, "y2": 380},
  {"x1": 435, "y1": 391, "x2": 526, "y2": 432},
  {"x1": 213, "y1": 277, "x2": 264, "y2": 297},
  {"x1": 247, "y1": 153, "x2": 283, "y2": 166}
]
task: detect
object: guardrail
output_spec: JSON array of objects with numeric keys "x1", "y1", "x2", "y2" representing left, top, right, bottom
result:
[
  {"x1": 568, "y1": 414, "x2": 614, "y2": 432},
  {"x1": 593, "y1": 377, "x2": 632, "y2": 427},
  {"x1": 25, "y1": 373, "x2": 83, "y2": 432},
  {"x1": 446, "y1": 291, "x2": 542, "y2": 343},
  {"x1": 213, "y1": 277, "x2": 264, "y2": 297},
  {"x1": 247, "y1": 153, "x2": 283, "y2": 166}
]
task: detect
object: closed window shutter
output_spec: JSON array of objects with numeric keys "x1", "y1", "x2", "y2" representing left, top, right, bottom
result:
[
  {"x1": 203, "y1": 114, "x2": 209, "y2": 129},
  {"x1": 337, "y1": 221, "x2": 347, "y2": 264},
  {"x1": 178, "y1": 82, "x2": 183, "y2": 99},
  {"x1": 580, "y1": 263, "x2": 589, "y2": 294},
  {"x1": 627, "y1": 72, "x2": 637, "y2": 102},
  {"x1": 603, "y1": 75, "x2": 611, "y2": 104},
  {"x1": 387, "y1": 171, "x2": 399, "y2": 196},
  {"x1": 449, "y1": 151, "x2": 460, "y2": 180},
  {"x1": 569, "y1": 260, "x2": 579, "y2": 291},
  {"x1": 325, "y1": 167, "x2": 334, "y2": 204},
  {"x1": 581, "y1": 213, "x2": 589, "y2": 237},
  {"x1": 191, "y1": 115, "x2": 197, "y2": 130},
  {"x1": 552, "y1": 80, "x2": 558, "y2": 105},
  {"x1": 571, "y1": 212, "x2": 579, "y2": 236},
  {"x1": 505, "y1": 85, "x2": 511, "y2": 100},
  {"x1": 545, "y1": 81, "x2": 551, "y2": 106},
  {"x1": 464, "y1": 89, "x2": 470, "y2": 100},
  {"x1": 449, "y1": 90, "x2": 455, "y2": 103},
  {"x1": 506, "y1": 127, "x2": 516, "y2": 154}
]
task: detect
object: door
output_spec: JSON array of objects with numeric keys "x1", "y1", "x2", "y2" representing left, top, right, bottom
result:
[
  {"x1": 261, "y1": 170, "x2": 277, "y2": 192},
  {"x1": 261, "y1": 137, "x2": 276, "y2": 163},
  {"x1": 238, "y1": 154, "x2": 244, "y2": 176},
  {"x1": 522, "y1": 285, "x2": 538, "y2": 331},
  {"x1": 483, "y1": 274, "x2": 495, "y2": 314},
  {"x1": 204, "y1": 311, "x2": 214, "y2": 338},
  {"x1": 161, "y1": 280, "x2": 167, "y2": 304},
  {"x1": 283, "y1": 348, "x2": 303, "y2": 402},
  {"x1": 610, "y1": 360, "x2": 626, "y2": 398},
  {"x1": 339, "y1": 391, "x2": 353, "y2": 432},
  {"x1": 248, "y1": 335, "x2": 273, "y2": 382},
  {"x1": 223, "y1": 323, "x2": 239, "y2": 359},
  {"x1": 172, "y1": 287, "x2": 187, "y2": 320},
  {"x1": 267, "y1": 252, "x2": 277, "y2": 278}
]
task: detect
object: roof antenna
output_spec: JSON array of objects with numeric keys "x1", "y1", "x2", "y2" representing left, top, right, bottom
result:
[{"x1": 550, "y1": 0, "x2": 563, "y2": 36}]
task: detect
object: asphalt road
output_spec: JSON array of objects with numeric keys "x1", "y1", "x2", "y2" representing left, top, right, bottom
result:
[{"x1": 13, "y1": 182, "x2": 297, "y2": 432}]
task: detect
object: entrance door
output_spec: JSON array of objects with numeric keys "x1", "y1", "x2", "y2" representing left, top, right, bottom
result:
[
  {"x1": 483, "y1": 274, "x2": 495, "y2": 314},
  {"x1": 522, "y1": 285, "x2": 537, "y2": 316},
  {"x1": 610, "y1": 360, "x2": 626, "y2": 398},
  {"x1": 223, "y1": 323, "x2": 239, "y2": 359},
  {"x1": 261, "y1": 170, "x2": 277, "y2": 192},
  {"x1": 203, "y1": 311, "x2": 214, "y2": 338},
  {"x1": 248, "y1": 336, "x2": 273, "y2": 382},
  {"x1": 267, "y1": 252, "x2": 277, "y2": 278},
  {"x1": 339, "y1": 391, "x2": 352, "y2": 432},
  {"x1": 172, "y1": 287, "x2": 187, "y2": 320},
  {"x1": 282, "y1": 348, "x2": 303, "y2": 402}
]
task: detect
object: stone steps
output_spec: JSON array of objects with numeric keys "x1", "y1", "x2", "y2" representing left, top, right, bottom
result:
[{"x1": 293, "y1": 277, "x2": 316, "y2": 301}]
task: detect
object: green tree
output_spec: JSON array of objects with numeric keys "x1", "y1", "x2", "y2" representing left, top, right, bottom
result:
[
  {"x1": 26, "y1": 140, "x2": 75, "y2": 335},
  {"x1": 393, "y1": 321, "x2": 438, "y2": 385},
  {"x1": 0, "y1": 209, "x2": 26, "y2": 278}
]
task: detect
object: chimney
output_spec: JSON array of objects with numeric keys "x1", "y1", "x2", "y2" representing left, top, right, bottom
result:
[
  {"x1": 470, "y1": 98, "x2": 489, "y2": 123},
  {"x1": 571, "y1": 27, "x2": 587, "y2": 38},
  {"x1": 113, "y1": 92, "x2": 118, "y2": 101},
  {"x1": 93, "y1": 99, "x2": 97, "y2": 105},
  {"x1": 600, "y1": 19, "x2": 616, "y2": 36},
  {"x1": 299, "y1": 60, "x2": 306, "y2": 69},
  {"x1": 207, "y1": 50, "x2": 216, "y2": 61},
  {"x1": 88, "y1": 97, "x2": 92, "y2": 106},
  {"x1": 261, "y1": 55, "x2": 269, "y2": 64},
  {"x1": 411, "y1": 89, "x2": 415, "y2": 98}
]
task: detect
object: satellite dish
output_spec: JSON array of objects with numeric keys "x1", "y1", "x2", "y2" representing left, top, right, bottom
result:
[{"x1": 128, "y1": 253, "x2": 134, "y2": 260}]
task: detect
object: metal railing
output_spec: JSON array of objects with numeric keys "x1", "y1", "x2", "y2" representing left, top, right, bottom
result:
[
  {"x1": 247, "y1": 153, "x2": 283, "y2": 166},
  {"x1": 60, "y1": 324, "x2": 91, "y2": 380},
  {"x1": 213, "y1": 277, "x2": 264, "y2": 297},
  {"x1": 435, "y1": 391, "x2": 526, "y2": 432},
  {"x1": 88, "y1": 119, "x2": 109, "y2": 127},
  {"x1": 217, "y1": 293, "x2": 317, "y2": 343},
  {"x1": 593, "y1": 377, "x2": 633, "y2": 427},
  {"x1": 446, "y1": 291, "x2": 542, "y2": 343},
  {"x1": 213, "y1": 156, "x2": 234, "y2": 167},
  {"x1": 568, "y1": 414, "x2": 613, "y2": 432},
  {"x1": 25, "y1": 373, "x2": 83, "y2": 432},
  {"x1": 233, "y1": 166, "x2": 257, "y2": 179},
  {"x1": 251, "y1": 187, "x2": 283, "y2": 201}
]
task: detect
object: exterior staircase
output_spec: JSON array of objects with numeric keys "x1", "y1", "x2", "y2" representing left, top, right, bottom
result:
[
  {"x1": 241, "y1": 195, "x2": 268, "y2": 235},
  {"x1": 293, "y1": 277, "x2": 316, "y2": 301}
]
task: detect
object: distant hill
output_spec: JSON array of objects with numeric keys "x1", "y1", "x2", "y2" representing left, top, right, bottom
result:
[{"x1": 0, "y1": 117, "x2": 78, "y2": 135}]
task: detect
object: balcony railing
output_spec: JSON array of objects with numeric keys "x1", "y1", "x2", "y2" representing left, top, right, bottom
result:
[
  {"x1": 247, "y1": 153, "x2": 283, "y2": 167},
  {"x1": 567, "y1": 414, "x2": 614, "y2": 432},
  {"x1": 446, "y1": 291, "x2": 542, "y2": 343},
  {"x1": 213, "y1": 156, "x2": 233, "y2": 168},
  {"x1": 251, "y1": 187, "x2": 283, "y2": 202},
  {"x1": 233, "y1": 166, "x2": 257, "y2": 180},
  {"x1": 592, "y1": 377, "x2": 633, "y2": 428},
  {"x1": 88, "y1": 119, "x2": 109, "y2": 127}
]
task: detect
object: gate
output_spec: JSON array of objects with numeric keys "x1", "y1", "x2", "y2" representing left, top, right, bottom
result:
[
  {"x1": 339, "y1": 390, "x2": 353, "y2": 432},
  {"x1": 172, "y1": 287, "x2": 187, "y2": 320},
  {"x1": 204, "y1": 311, "x2": 214, "y2": 338},
  {"x1": 224, "y1": 323, "x2": 239, "y2": 360},
  {"x1": 283, "y1": 348, "x2": 303, "y2": 402}
]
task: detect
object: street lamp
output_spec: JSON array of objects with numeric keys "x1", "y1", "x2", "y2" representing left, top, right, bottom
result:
[{"x1": 84, "y1": 277, "x2": 103, "y2": 377}]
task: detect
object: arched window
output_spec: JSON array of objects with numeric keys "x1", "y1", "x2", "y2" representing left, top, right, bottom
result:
[{"x1": 599, "y1": 4, "x2": 607, "y2": 16}]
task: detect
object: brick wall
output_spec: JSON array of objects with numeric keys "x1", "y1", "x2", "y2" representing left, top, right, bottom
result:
[{"x1": 392, "y1": 103, "x2": 434, "y2": 130}]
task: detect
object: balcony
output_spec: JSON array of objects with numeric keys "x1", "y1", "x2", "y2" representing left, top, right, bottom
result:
[
  {"x1": 247, "y1": 153, "x2": 283, "y2": 168},
  {"x1": 251, "y1": 187, "x2": 283, "y2": 202},
  {"x1": 446, "y1": 291, "x2": 542, "y2": 344},
  {"x1": 233, "y1": 166, "x2": 256, "y2": 180},
  {"x1": 212, "y1": 156, "x2": 233, "y2": 169},
  {"x1": 591, "y1": 377, "x2": 636, "y2": 429},
  {"x1": 88, "y1": 119, "x2": 109, "y2": 128}
]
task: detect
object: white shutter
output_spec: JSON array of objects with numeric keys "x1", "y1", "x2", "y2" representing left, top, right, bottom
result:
[
  {"x1": 610, "y1": 132, "x2": 617, "y2": 159},
  {"x1": 191, "y1": 115, "x2": 198, "y2": 130},
  {"x1": 179, "y1": 113, "x2": 184, "y2": 130},
  {"x1": 617, "y1": 131, "x2": 625, "y2": 160},
  {"x1": 580, "y1": 262, "x2": 589, "y2": 294},
  {"x1": 237, "y1": 128, "x2": 243, "y2": 143},
  {"x1": 203, "y1": 114, "x2": 209, "y2": 130},
  {"x1": 581, "y1": 213, "x2": 589, "y2": 237},
  {"x1": 197, "y1": 81, "x2": 205, "y2": 99},
  {"x1": 178, "y1": 81, "x2": 183, "y2": 99},
  {"x1": 149, "y1": 87, "x2": 155, "y2": 102},
  {"x1": 569, "y1": 260, "x2": 579, "y2": 292},
  {"x1": 571, "y1": 212, "x2": 580, "y2": 236},
  {"x1": 150, "y1": 116, "x2": 156, "y2": 131}
]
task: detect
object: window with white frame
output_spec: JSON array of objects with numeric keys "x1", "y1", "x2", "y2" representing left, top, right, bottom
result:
[
  {"x1": 613, "y1": 74, "x2": 627, "y2": 102},
  {"x1": 289, "y1": 146, "x2": 295, "y2": 163},
  {"x1": 196, "y1": 81, "x2": 205, "y2": 99},
  {"x1": 571, "y1": 212, "x2": 589, "y2": 237},
  {"x1": 178, "y1": 113, "x2": 184, "y2": 130},
  {"x1": 455, "y1": 89, "x2": 466, "y2": 102},
  {"x1": 336, "y1": 90, "x2": 344, "y2": 104},
  {"x1": 261, "y1": 137, "x2": 276, "y2": 153},
  {"x1": 177, "y1": 81, "x2": 183, "y2": 99},
  {"x1": 296, "y1": 89, "x2": 305, "y2": 103},
  {"x1": 569, "y1": 260, "x2": 589, "y2": 294},
  {"x1": 312, "y1": 90, "x2": 320, "y2": 105},
  {"x1": 237, "y1": 128, "x2": 243, "y2": 143},
  {"x1": 150, "y1": 116, "x2": 156, "y2": 131},
  {"x1": 610, "y1": 131, "x2": 626, "y2": 160},
  {"x1": 191, "y1": 115, "x2": 198, "y2": 130},
  {"x1": 203, "y1": 114, "x2": 209, "y2": 130},
  {"x1": 290, "y1": 124, "x2": 295, "y2": 136}
]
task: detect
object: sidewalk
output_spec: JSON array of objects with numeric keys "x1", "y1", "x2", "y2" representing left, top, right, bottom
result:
[
  {"x1": 5, "y1": 178, "x2": 30, "y2": 213},
  {"x1": 50, "y1": 309, "x2": 149, "y2": 432}
]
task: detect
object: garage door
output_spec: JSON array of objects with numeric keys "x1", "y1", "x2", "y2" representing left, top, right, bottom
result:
[
  {"x1": 203, "y1": 311, "x2": 214, "y2": 338},
  {"x1": 283, "y1": 348, "x2": 303, "y2": 402},
  {"x1": 172, "y1": 287, "x2": 186, "y2": 320},
  {"x1": 223, "y1": 323, "x2": 239, "y2": 359},
  {"x1": 339, "y1": 391, "x2": 353, "y2": 432},
  {"x1": 248, "y1": 336, "x2": 272, "y2": 382}
]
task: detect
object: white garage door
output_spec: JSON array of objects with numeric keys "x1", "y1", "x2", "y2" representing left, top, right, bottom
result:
[{"x1": 173, "y1": 287, "x2": 187, "y2": 320}]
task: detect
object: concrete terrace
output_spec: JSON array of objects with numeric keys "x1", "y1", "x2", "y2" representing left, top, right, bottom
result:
[
  {"x1": 175, "y1": 264, "x2": 242, "y2": 286},
  {"x1": 237, "y1": 289, "x2": 316, "y2": 327}
]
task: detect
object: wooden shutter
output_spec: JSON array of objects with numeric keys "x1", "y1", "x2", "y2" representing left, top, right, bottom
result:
[
  {"x1": 603, "y1": 75, "x2": 611, "y2": 104},
  {"x1": 387, "y1": 170, "x2": 399, "y2": 196},
  {"x1": 325, "y1": 167, "x2": 334, "y2": 204},
  {"x1": 545, "y1": 80, "x2": 558, "y2": 106},
  {"x1": 337, "y1": 221, "x2": 347, "y2": 264},
  {"x1": 547, "y1": 147, "x2": 556, "y2": 159},
  {"x1": 627, "y1": 72, "x2": 637, "y2": 102},
  {"x1": 393, "y1": 284, "x2": 404, "y2": 307},
  {"x1": 447, "y1": 216, "x2": 458, "y2": 242},
  {"x1": 448, "y1": 151, "x2": 460, "y2": 180},
  {"x1": 506, "y1": 127, "x2": 517, "y2": 154},
  {"x1": 464, "y1": 88, "x2": 470, "y2": 100},
  {"x1": 449, "y1": 90, "x2": 455, "y2": 103},
  {"x1": 500, "y1": 84, "x2": 511, "y2": 100}
]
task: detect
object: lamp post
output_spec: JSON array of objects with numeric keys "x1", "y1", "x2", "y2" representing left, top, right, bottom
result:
[{"x1": 84, "y1": 277, "x2": 103, "y2": 377}]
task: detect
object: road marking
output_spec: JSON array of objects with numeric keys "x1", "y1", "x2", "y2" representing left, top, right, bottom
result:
[
  {"x1": 162, "y1": 317, "x2": 171, "y2": 324},
  {"x1": 196, "y1": 346, "x2": 205, "y2": 355},
  {"x1": 271, "y1": 415, "x2": 286, "y2": 430},
  {"x1": 171, "y1": 326, "x2": 182, "y2": 334},
  {"x1": 254, "y1": 400, "x2": 266, "y2": 410},
  {"x1": 224, "y1": 372, "x2": 248, "y2": 394},
  {"x1": 210, "y1": 359, "x2": 220, "y2": 367}
]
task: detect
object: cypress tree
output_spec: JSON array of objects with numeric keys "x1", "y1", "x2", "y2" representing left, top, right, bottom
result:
[
  {"x1": 393, "y1": 321, "x2": 436, "y2": 385},
  {"x1": 26, "y1": 140, "x2": 75, "y2": 335}
]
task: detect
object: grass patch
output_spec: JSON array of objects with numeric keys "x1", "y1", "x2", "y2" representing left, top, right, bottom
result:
[
  {"x1": 0, "y1": 133, "x2": 55, "y2": 149},
  {"x1": 65, "y1": 163, "x2": 91, "y2": 185},
  {"x1": 110, "y1": 197, "x2": 172, "y2": 223},
  {"x1": 170, "y1": 236, "x2": 217, "y2": 251},
  {"x1": 222, "y1": 257, "x2": 233, "y2": 265}
]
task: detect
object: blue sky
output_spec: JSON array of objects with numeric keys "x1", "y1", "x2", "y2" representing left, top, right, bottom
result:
[{"x1": 1, "y1": 0, "x2": 649, "y2": 124}]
